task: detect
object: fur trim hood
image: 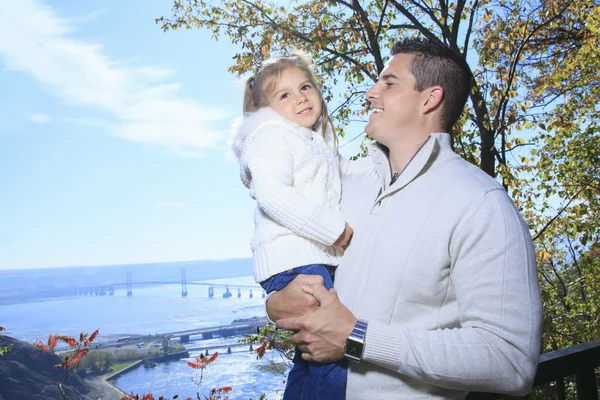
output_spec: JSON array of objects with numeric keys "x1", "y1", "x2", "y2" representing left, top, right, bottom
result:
[{"x1": 232, "y1": 107, "x2": 335, "y2": 188}]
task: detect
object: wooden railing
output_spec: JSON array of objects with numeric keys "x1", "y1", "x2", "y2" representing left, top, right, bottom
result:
[{"x1": 467, "y1": 340, "x2": 600, "y2": 400}]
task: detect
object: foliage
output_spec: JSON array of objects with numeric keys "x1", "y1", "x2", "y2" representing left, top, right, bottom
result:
[
  {"x1": 158, "y1": 0, "x2": 600, "y2": 355},
  {"x1": 122, "y1": 394, "x2": 189, "y2": 400},
  {"x1": 75, "y1": 349, "x2": 117, "y2": 375},
  {"x1": 33, "y1": 329, "x2": 99, "y2": 400},
  {"x1": 162, "y1": 337, "x2": 171, "y2": 354},
  {"x1": 240, "y1": 324, "x2": 294, "y2": 363},
  {"x1": 187, "y1": 352, "x2": 233, "y2": 399},
  {"x1": 0, "y1": 326, "x2": 13, "y2": 356},
  {"x1": 116, "y1": 348, "x2": 142, "y2": 362}
]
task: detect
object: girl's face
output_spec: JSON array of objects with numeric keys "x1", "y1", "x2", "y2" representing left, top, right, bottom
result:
[{"x1": 267, "y1": 67, "x2": 322, "y2": 129}]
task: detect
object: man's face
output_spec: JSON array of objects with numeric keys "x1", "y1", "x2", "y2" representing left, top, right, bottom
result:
[
  {"x1": 267, "y1": 66, "x2": 323, "y2": 129},
  {"x1": 365, "y1": 54, "x2": 423, "y2": 144}
]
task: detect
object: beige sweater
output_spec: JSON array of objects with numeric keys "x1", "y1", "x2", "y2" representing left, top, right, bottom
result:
[{"x1": 336, "y1": 133, "x2": 543, "y2": 399}]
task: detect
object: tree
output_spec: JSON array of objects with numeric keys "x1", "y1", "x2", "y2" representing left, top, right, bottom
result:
[
  {"x1": 240, "y1": 323, "x2": 294, "y2": 363},
  {"x1": 76, "y1": 349, "x2": 116, "y2": 375},
  {"x1": 162, "y1": 337, "x2": 171, "y2": 354},
  {"x1": 157, "y1": 0, "x2": 599, "y2": 354}
]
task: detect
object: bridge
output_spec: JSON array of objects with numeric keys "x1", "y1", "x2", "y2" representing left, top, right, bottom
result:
[
  {"x1": 167, "y1": 316, "x2": 269, "y2": 343},
  {"x1": 94, "y1": 316, "x2": 269, "y2": 348},
  {"x1": 54, "y1": 269, "x2": 265, "y2": 299},
  {"x1": 188, "y1": 342, "x2": 258, "y2": 356}
]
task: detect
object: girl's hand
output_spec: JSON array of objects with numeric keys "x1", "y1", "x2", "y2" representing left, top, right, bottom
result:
[{"x1": 332, "y1": 223, "x2": 353, "y2": 256}]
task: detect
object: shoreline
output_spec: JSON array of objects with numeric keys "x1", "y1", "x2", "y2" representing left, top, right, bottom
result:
[{"x1": 87, "y1": 375, "x2": 130, "y2": 400}]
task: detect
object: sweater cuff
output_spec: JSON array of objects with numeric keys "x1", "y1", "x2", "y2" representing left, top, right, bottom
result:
[
  {"x1": 362, "y1": 321, "x2": 405, "y2": 371},
  {"x1": 301, "y1": 208, "x2": 346, "y2": 246}
]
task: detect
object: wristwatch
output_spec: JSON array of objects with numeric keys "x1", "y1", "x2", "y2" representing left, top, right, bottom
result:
[{"x1": 344, "y1": 319, "x2": 368, "y2": 362}]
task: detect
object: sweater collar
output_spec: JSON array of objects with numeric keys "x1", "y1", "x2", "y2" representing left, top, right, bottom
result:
[{"x1": 369, "y1": 133, "x2": 454, "y2": 202}]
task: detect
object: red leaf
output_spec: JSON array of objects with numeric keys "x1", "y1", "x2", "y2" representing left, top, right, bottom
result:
[
  {"x1": 255, "y1": 343, "x2": 267, "y2": 358},
  {"x1": 56, "y1": 335, "x2": 78, "y2": 347},
  {"x1": 33, "y1": 339, "x2": 48, "y2": 353},
  {"x1": 207, "y1": 351, "x2": 219, "y2": 364},
  {"x1": 187, "y1": 359, "x2": 204, "y2": 369},
  {"x1": 215, "y1": 386, "x2": 232, "y2": 394},
  {"x1": 47, "y1": 335, "x2": 57, "y2": 351},
  {"x1": 88, "y1": 330, "x2": 99, "y2": 344}
]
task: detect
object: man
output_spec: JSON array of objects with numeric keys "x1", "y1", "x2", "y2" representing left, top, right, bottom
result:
[{"x1": 269, "y1": 38, "x2": 543, "y2": 399}]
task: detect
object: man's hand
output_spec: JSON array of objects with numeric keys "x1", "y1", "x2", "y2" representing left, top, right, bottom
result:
[
  {"x1": 265, "y1": 274, "x2": 322, "y2": 322},
  {"x1": 276, "y1": 285, "x2": 357, "y2": 363},
  {"x1": 333, "y1": 223, "x2": 354, "y2": 256}
]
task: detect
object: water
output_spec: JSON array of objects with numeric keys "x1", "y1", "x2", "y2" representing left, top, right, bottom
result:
[
  {"x1": 0, "y1": 275, "x2": 289, "y2": 399},
  {"x1": 114, "y1": 348, "x2": 288, "y2": 400}
]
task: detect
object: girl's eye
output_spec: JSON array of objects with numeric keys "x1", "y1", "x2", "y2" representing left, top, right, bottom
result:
[
  {"x1": 280, "y1": 93, "x2": 290, "y2": 100},
  {"x1": 302, "y1": 84, "x2": 312, "y2": 90}
]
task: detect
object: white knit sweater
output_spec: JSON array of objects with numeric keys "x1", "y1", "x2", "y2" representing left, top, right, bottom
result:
[
  {"x1": 232, "y1": 107, "x2": 346, "y2": 283},
  {"x1": 336, "y1": 133, "x2": 543, "y2": 399}
]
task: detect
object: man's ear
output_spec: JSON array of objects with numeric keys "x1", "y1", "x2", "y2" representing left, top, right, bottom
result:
[{"x1": 423, "y1": 86, "x2": 443, "y2": 114}]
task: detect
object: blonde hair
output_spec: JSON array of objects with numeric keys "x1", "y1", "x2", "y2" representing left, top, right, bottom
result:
[{"x1": 243, "y1": 50, "x2": 337, "y2": 150}]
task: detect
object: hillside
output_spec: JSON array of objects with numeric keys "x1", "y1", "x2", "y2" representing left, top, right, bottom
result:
[{"x1": 0, "y1": 335, "x2": 107, "y2": 400}]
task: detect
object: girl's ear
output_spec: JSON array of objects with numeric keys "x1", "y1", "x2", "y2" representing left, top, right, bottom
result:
[{"x1": 423, "y1": 86, "x2": 443, "y2": 114}]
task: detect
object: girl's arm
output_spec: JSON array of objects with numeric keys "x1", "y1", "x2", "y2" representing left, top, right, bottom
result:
[
  {"x1": 245, "y1": 127, "x2": 346, "y2": 247},
  {"x1": 338, "y1": 153, "x2": 351, "y2": 176}
]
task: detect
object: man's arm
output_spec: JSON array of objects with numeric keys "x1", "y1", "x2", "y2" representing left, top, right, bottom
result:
[
  {"x1": 265, "y1": 274, "x2": 323, "y2": 322},
  {"x1": 278, "y1": 190, "x2": 543, "y2": 395}
]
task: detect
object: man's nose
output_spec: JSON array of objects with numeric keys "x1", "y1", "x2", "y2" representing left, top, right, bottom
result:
[{"x1": 366, "y1": 85, "x2": 378, "y2": 102}]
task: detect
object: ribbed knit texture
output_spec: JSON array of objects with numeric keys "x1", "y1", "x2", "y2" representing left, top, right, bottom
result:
[
  {"x1": 233, "y1": 107, "x2": 346, "y2": 282},
  {"x1": 335, "y1": 133, "x2": 543, "y2": 399}
]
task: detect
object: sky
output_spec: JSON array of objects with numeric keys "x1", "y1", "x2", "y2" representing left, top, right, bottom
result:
[{"x1": 0, "y1": 0, "x2": 364, "y2": 270}]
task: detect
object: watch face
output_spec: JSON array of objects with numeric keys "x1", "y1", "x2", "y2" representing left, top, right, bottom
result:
[{"x1": 346, "y1": 339, "x2": 363, "y2": 359}]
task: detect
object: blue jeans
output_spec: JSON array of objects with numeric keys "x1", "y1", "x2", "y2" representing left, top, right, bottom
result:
[{"x1": 261, "y1": 264, "x2": 348, "y2": 400}]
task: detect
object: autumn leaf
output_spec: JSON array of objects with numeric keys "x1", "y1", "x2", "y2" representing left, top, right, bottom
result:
[
  {"x1": 47, "y1": 335, "x2": 57, "y2": 351},
  {"x1": 88, "y1": 329, "x2": 100, "y2": 344},
  {"x1": 255, "y1": 342, "x2": 267, "y2": 358}
]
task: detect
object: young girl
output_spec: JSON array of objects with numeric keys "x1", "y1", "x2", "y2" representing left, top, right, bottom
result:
[{"x1": 232, "y1": 51, "x2": 353, "y2": 400}]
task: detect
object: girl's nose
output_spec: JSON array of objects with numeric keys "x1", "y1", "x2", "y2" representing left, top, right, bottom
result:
[{"x1": 298, "y1": 93, "x2": 308, "y2": 103}]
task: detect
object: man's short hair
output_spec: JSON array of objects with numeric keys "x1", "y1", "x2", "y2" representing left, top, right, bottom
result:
[{"x1": 391, "y1": 39, "x2": 472, "y2": 133}]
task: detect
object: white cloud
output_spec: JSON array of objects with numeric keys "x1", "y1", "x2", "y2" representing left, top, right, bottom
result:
[
  {"x1": 29, "y1": 113, "x2": 54, "y2": 123},
  {"x1": 0, "y1": 0, "x2": 230, "y2": 152}
]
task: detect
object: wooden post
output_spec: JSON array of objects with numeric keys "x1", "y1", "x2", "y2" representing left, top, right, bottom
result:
[{"x1": 575, "y1": 369, "x2": 598, "y2": 400}]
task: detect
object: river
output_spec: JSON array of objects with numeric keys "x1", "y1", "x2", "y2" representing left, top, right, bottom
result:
[{"x1": 1, "y1": 275, "x2": 289, "y2": 399}]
